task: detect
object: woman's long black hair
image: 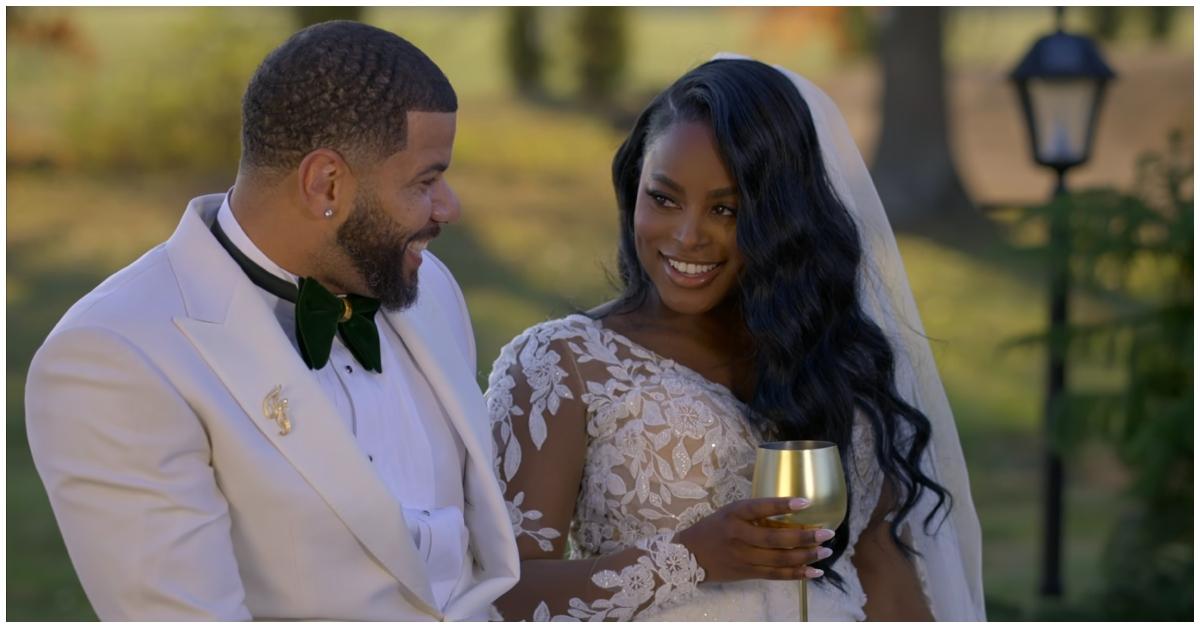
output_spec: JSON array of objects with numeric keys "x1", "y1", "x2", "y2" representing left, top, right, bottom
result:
[{"x1": 598, "y1": 59, "x2": 952, "y2": 587}]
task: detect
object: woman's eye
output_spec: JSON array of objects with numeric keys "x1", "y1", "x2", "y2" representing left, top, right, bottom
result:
[
  {"x1": 645, "y1": 189, "x2": 677, "y2": 208},
  {"x1": 713, "y1": 205, "x2": 737, "y2": 217}
]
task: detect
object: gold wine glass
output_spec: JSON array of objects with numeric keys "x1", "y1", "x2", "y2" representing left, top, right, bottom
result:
[{"x1": 751, "y1": 440, "x2": 848, "y2": 622}]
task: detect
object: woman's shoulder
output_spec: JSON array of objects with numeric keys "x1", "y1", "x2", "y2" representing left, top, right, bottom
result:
[
  {"x1": 488, "y1": 313, "x2": 600, "y2": 370},
  {"x1": 513, "y1": 313, "x2": 599, "y2": 346}
]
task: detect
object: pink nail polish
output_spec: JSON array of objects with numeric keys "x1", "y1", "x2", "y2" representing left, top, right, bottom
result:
[
  {"x1": 817, "y1": 547, "x2": 833, "y2": 560},
  {"x1": 788, "y1": 498, "x2": 810, "y2": 510},
  {"x1": 814, "y1": 529, "x2": 835, "y2": 542},
  {"x1": 806, "y1": 567, "x2": 824, "y2": 579}
]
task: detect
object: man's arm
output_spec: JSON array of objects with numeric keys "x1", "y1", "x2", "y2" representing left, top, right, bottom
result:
[
  {"x1": 852, "y1": 479, "x2": 935, "y2": 621},
  {"x1": 25, "y1": 325, "x2": 251, "y2": 620}
]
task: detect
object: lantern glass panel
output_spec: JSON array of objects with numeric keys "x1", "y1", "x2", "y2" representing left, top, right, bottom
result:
[{"x1": 1027, "y1": 77, "x2": 1098, "y2": 166}]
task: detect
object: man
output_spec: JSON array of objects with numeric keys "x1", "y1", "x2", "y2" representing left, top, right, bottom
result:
[{"x1": 25, "y1": 21, "x2": 518, "y2": 620}]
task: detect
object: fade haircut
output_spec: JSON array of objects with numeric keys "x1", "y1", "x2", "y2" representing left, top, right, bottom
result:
[{"x1": 240, "y1": 20, "x2": 457, "y2": 176}]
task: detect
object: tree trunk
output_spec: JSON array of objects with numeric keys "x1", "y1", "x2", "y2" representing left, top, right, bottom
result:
[
  {"x1": 870, "y1": 7, "x2": 973, "y2": 230},
  {"x1": 505, "y1": 7, "x2": 545, "y2": 99},
  {"x1": 574, "y1": 7, "x2": 628, "y2": 104}
]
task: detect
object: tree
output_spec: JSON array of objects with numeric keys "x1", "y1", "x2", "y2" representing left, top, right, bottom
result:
[
  {"x1": 870, "y1": 7, "x2": 973, "y2": 230},
  {"x1": 573, "y1": 7, "x2": 628, "y2": 104},
  {"x1": 504, "y1": 7, "x2": 545, "y2": 99}
]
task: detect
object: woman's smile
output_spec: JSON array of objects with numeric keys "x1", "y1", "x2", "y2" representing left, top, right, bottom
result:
[{"x1": 660, "y1": 252, "x2": 725, "y2": 288}]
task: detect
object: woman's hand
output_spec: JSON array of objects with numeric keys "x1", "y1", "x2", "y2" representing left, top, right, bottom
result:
[{"x1": 672, "y1": 497, "x2": 835, "y2": 584}]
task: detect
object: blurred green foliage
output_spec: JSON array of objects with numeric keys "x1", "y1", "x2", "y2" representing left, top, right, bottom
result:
[
  {"x1": 294, "y1": 7, "x2": 363, "y2": 29},
  {"x1": 61, "y1": 9, "x2": 285, "y2": 173},
  {"x1": 1006, "y1": 134, "x2": 1193, "y2": 620},
  {"x1": 839, "y1": 7, "x2": 879, "y2": 58},
  {"x1": 1090, "y1": 7, "x2": 1179, "y2": 42}
]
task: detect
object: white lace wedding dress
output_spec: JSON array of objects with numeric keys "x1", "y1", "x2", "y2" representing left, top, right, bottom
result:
[{"x1": 487, "y1": 314, "x2": 907, "y2": 621}]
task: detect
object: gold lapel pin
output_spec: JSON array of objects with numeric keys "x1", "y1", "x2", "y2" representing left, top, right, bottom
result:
[{"x1": 262, "y1": 385, "x2": 291, "y2": 436}]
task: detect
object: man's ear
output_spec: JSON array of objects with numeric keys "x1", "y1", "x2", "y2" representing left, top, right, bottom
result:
[{"x1": 296, "y1": 148, "x2": 357, "y2": 221}]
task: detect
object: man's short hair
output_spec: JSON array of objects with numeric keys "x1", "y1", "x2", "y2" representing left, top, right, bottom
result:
[{"x1": 240, "y1": 20, "x2": 457, "y2": 175}]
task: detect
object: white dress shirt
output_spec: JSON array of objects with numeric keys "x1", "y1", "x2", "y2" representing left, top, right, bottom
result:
[{"x1": 217, "y1": 197, "x2": 470, "y2": 609}]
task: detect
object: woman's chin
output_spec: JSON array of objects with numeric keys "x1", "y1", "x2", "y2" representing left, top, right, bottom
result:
[{"x1": 654, "y1": 287, "x2": 725, "y2": 317}]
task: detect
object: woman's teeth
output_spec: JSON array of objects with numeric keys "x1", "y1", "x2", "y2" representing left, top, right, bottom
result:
[{"x1": 667, "y1": 258, "x2": 718, "y2": 275}]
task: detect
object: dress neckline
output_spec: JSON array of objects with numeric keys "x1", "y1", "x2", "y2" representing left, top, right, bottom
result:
[{"x1": 563, "y1": 313, "x2": 750, "y2": 410}]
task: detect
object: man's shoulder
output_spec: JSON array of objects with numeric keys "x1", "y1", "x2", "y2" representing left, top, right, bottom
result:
[
  {"x1": 49, "y1": 244, "x2": 184, "y2": 340},
  {"x1": 415, "y1": 250, "x2": 460, "y2": 299},
  {"x1": 412, "y1": 250, "x2": 469, "y2": 323}
]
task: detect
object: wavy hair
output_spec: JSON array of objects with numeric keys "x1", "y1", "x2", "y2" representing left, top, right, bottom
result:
[{"x1": 599, "y1": 59, "x2": 951, "y2": 587}]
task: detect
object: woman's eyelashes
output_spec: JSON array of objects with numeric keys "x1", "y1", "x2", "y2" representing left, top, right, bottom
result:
[
  {"x1": 645, "y1": 188, "x2": 738, "y2": 217},
  {"x1": 645, "y1": 188, "x2": 678, "y2": 208}
]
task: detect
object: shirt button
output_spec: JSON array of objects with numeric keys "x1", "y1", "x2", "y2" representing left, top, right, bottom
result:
[
  {"x1": 345, "y1": 364, "x2": 354, "y2": 374},
  {"x1": 368, "y1": 455, "x2": 374, "y2": 462}
]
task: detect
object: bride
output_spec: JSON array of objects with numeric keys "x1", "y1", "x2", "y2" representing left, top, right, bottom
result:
[{"x1": 484, "y1": 55, "x2": 985, "y2": 621}]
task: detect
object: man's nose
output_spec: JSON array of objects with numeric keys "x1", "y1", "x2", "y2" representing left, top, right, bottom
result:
[{"x1": 432, "y1": 179, "x2": 461, "y2": 225}]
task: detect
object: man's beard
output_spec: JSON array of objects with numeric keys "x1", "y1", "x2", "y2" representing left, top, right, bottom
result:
[{"x1": 335, "y1": 189, "x2": 438, "y2": 311}]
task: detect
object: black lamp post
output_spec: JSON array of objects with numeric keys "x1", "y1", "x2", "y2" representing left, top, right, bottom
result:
[{"x1": 1009, "y1": 7, "x2": 1115, "y2": 598}]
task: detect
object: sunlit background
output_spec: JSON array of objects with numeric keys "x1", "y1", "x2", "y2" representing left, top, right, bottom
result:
[{"x1": 7, "y1": 6, "x2": 1193, "y2": 621}]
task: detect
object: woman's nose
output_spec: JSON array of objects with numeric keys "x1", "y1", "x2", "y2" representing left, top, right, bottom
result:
[{"x1": 673, "y1": 210, "x2": 709, "y2": 248}]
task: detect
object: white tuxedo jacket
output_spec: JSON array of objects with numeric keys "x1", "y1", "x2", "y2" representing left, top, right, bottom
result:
[{"x1": 25, "y1": 194, "x2": 519, "y2": 620}]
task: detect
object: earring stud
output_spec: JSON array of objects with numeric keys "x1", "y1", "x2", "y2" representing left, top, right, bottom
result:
[{"x1": 324, "y1": 208, "x2": 334, "y2": 218}]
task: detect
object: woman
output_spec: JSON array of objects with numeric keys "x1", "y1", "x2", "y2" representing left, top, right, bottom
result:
[{"x1": 485, "y1": 55, "x2": 984, "y2": 621}]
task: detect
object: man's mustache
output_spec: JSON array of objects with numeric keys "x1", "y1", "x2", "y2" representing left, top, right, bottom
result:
[{"x1": 405, "y1": 224, "x2": 442, "y2": 248}]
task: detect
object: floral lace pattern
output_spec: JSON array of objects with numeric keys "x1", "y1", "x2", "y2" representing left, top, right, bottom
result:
[
  {"x1": 531, "y1": 533, "x2": 705, "y2": 621},
  {"x1": 487, "y1": 315, "x2": 884, "y2": 620}
]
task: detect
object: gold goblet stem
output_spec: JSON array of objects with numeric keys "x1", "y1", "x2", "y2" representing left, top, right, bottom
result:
[{"x1": 801, "y1": 577, "x2": 808, "y2": 622}]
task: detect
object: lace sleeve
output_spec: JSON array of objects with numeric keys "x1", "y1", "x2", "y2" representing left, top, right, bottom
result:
[{"x1": 485, "y1": 322, "x2": 706, "y2": 621}]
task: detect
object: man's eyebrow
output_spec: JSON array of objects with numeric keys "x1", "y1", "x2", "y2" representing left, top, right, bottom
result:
[{"x1": 414, "y1": 162, "x2": 449, "y2": 179}]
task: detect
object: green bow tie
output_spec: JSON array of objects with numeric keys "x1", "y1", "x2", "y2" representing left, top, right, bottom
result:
[
  {"x1": 212, "y1": 219, "x2": 383, "y2": 373},
  {"x1": 294, "y1": 278, "x2": 382, "y2": 373}
]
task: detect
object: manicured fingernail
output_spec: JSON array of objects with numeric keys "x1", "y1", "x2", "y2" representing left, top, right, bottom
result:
[
  {"x1": 817, "y1": 547, "x2": 833, "y2": 560},
  {"x1": 814, "y1": 529, "x2": 835, "y2": 542},
  {"x1": 788, "y1": 498, "x2": 810, "y2": 510},
  {"x1": 805, "y1": 567, "x2": 824, "y2": 579}
]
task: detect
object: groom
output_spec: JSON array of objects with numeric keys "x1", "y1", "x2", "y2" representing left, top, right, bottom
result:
[{"x1": 25, "y1": 21, "x2": 517, "y2": 620}]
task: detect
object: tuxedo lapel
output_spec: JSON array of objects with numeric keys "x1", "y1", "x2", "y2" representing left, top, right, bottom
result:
[
  {"x1": 166, "y1": 197, "x2": 440, "y2": 616},
  {"x1": 382, "y1": 281, "x2": 520, "y2": 617},
  {"x1": 382, "y1": 303, "x2": 491, "y2": 487}
]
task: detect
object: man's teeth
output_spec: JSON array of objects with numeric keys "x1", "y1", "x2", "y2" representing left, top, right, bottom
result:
[{"x1": 667, "y1": 258, "x2": 718, "y2": 275}]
